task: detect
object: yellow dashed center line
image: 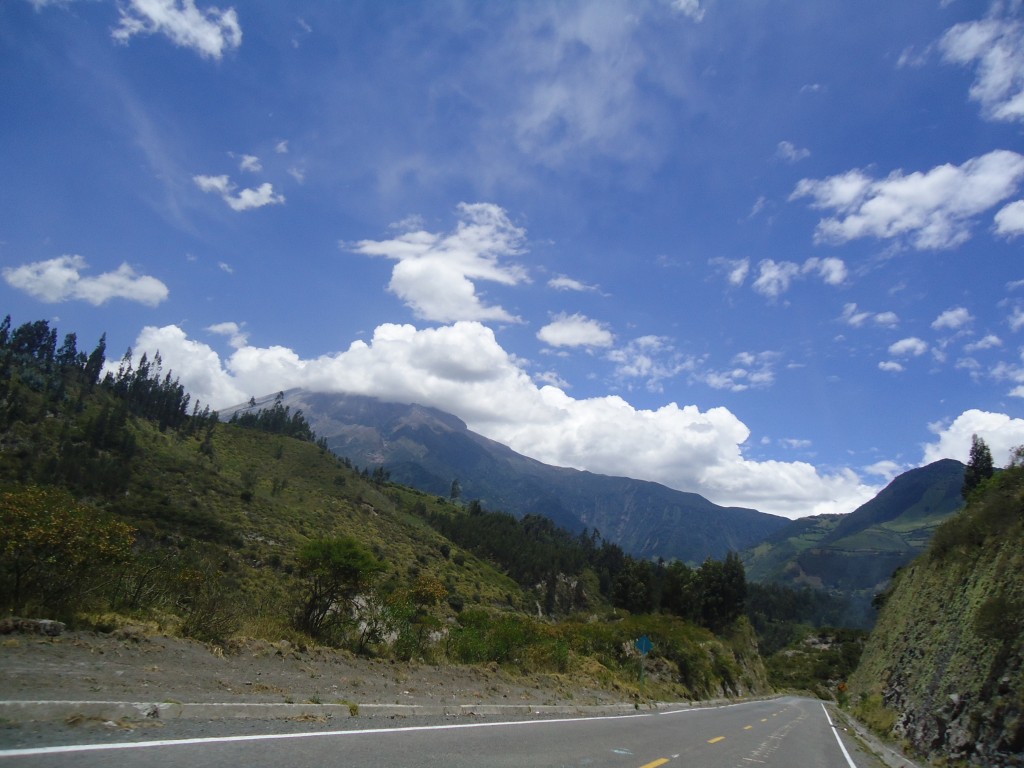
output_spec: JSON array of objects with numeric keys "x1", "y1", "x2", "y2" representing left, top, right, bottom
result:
[
  {"x1": 708, "y1": 736, "x2": 726, "y2": 744},
  {"x1": 638, "y1": 759, "x2": 670, "y2": 768},
  {"x1": 744, "y1": 725, "x2": 753, "y2": 730}
]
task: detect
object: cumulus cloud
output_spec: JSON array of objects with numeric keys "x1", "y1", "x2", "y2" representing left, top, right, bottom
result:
[
  {"x1": 193, "y1": 174, "x2": 285, "y2": 211},
  {"x1": 940, "y1": 12, "x2": 1024, "y2": 123},
  {"x1": 112, "y1": 0, "x2": 242, "y2": 60},
  {"x1": 349, "y1": 203, "x2": 528, "y2": 324},
  {"x1": 922, "y1": 409, "x2": 1024, "y2": 466},
  {"x1": 879, "y1": 360, "x2": 905, "y2": 373},
  {"x1": 932, "y1": 306, "x2": 974, "y2": 330},
  {"x1": 804, "y1": 256, "x2": 847, "y2": 285},
  {"x1": 123, "y1": 321, "x2": 876, "y2": 518},
  {"x1": 206, "y1": 321, "x2": 248, "y2": 349},
  {"x1": 889, "y1": 337, "x2": 929, "y2": 357},
  {"x1": 964, "y1": 334, "x2": 1002, "y2": 352},
  {"x1": 750, "y1": 257, "x2": 847, "y2": 298},
  {"x1": 752, "y1": 260, "x2": 801, "y2": 299},
  {"x1": 537, "y1": 313, "x2": 614, "y2": 349},
  {"x1": 3, "y1": 254, "x2": 168, "y2": 306},
  {"x1": 995, "y1": 200, "x2": 1024, "y2": 237},
  {"x1": 790, "y1": 150, "x2": 1024, "y2": 249}
]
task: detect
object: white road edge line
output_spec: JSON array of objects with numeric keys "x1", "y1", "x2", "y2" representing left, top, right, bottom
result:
[
  {"x1": 0, "y1": 712, "x2": 653, "y2": 759},
  {"x1": 821, "y1": 702, "x2": 858, "y2": 768}
]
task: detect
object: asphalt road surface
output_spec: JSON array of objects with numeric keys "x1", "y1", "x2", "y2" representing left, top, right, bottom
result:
[{"x1": 0, "y1": 696, "x2": 886, "y2": 768}]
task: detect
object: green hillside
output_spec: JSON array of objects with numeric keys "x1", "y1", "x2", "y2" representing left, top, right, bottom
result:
[
  {"x1": 0, "y1": 316, "x2": 769, "y2": 703},
  {"x1": 847, "y1": 461, "x2": 1024, "y2": 765},
  {"x1": 742, "y1": 460, "x2": 964, "y2": 628}
]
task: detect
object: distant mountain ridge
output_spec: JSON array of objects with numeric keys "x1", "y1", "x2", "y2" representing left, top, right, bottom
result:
[
  {"x1": 225, "y1": 389, "x2": 789, "y2": 564},
  {"x1": 742, "y1": 458, "x2": 965, "y2": 626}
]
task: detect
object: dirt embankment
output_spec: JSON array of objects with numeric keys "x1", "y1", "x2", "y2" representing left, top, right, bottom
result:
[{"x1": 0, "y1": 624, "x2": 624, "y2": 710}]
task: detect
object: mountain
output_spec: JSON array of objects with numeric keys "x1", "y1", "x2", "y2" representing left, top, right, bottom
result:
[
  {"x1": 848, "y1": 465, "x2": 1024, "y2": 765},
  {"x1": 741, "y1": 458, "x2": 965, "y2": 627},
  {"x1": 225, "y1": 389, "x2": 790, "y2": 564}
]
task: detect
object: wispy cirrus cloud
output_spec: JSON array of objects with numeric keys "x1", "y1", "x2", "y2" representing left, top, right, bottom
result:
[{"x1": 3, "y1": 254, "x2": 168, "y2": 306}]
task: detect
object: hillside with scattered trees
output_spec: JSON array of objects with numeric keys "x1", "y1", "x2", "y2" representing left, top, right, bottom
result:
[{"x1": 0, "y1": 316, "x2": 780, "y2": 702}]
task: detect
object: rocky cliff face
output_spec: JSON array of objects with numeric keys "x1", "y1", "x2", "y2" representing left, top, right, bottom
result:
[{"x1": 847, "y1": 466, "x2": 1024, "y2": 765}]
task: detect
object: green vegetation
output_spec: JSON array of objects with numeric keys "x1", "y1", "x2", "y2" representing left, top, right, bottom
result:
[
  {"x1": 0, "y1": 316, "x2": 769, "y2": 702},
  {"x1": 847, "y1": 457, "x2": 1024, "y2": 765},
  {"x1": 741, "y1": 459, "x2": 965, "y2": 629}
]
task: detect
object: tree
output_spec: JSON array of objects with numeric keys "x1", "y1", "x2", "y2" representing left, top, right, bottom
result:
[
  {"x1": 962, "y1": 433, "x2": 995, "y2": 498},
  {"x1": 295, "y1": 536, "x2": 384, "y2": 640}
]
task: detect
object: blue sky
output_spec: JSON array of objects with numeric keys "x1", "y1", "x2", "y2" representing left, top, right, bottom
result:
[{"x1": 4, "y1": 0, "x2": 1024, "y2": 518}]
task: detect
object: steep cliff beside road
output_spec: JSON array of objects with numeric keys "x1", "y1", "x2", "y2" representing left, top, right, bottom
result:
[{"x1": 848, "y1": 464, "x2": 1024, "y2": 765}]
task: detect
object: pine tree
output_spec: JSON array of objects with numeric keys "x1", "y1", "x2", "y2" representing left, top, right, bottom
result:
[{"x1": 962, "y1": 433, "x2": 994, "y2": 498}]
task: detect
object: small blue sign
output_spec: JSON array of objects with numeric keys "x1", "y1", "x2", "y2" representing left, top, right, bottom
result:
[{"x1": 635, "y1": 634, "x2": 653, "y2": 655}]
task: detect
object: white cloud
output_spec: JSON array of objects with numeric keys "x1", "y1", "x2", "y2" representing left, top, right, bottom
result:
[
  {"x1": 238, "y1": 154, "x2": 262, "y2": 173},
  {"x1": 750, "y1": 257, "x2": 846, "y2": 298},
  {"x1": 607, "y1": 335, "x2": 694, "y2": 392},
  {"x1": 922, "y1": 409, "x2": 1024, "y2": 466},
  {"x1": 2, "y1": 254, "x2": 168, "y2": 306},
  {"x1": 349, "y1": 203, "x2": 528, "y2": 324},
  {"x1": 752, "y1": 259, "x2": 801, "y2": 299},
  {"x1": 995, "y1": 200, "x2": 1024, "y2": 237},
  {"x1": 964, "y1": 334, "x2": 1002, "y2": 352},
  {"x1": 932, "y1": 306, "x2": 974, "y2": 330},
  {"x1": 889, "y1": 337, "x2": 929, "y2": 357},
  {"x1": 873, "y1": 311, "x2": 900, "y2": 328},
  {"x1": 702, "y1": 351, "x2": 779, "y2": 392},
  {"x1": 206, "y1": 321, "x2": 248, "y2": 349},
  {"x1": 840, "y1": 302, "x2": 872, "y2": 327},
  {"x1": 790, "y1": 150, "x2": 1024, "y2": 249},
  {"x1": 670, "y1": 0, "x2": 705, "y2": 22},
  {"x1": 275, "y1": 140, "x2": 289, "y2": 154},
  {"x1": 863, "y1": 460, "x2": 908, "y2": 481},
  {"x1": 126, "y1": 320, "x2": 876, "y2": 518},
  {"x1": 548, "y1": 275, "x2": 601, "y2": 293},
  {"x1": 193, "y1": 174, "x2": 285, "y2": 211},
  {"x1": 112, "y1": 0, "x2": 242, "y2": 60},
  {"x1": 715, "y1": 258, "x2": 749, "y2": 287},
  {"x1": 940, "y1": 13, "x2": 1024, "y2": 123},
  {"x1": 879, "y1": 360, "x2": 905, "y2": 373},
  {"x1": 537, "y1": 313, "x2": 614, "y2": 349},
  {"x1": 803, "y1": 256, "x2": 847, "y2": 285},
  {"x1": 776, "y1": 140, "x2": 810, "y2": 163},
  {"x1": 1009, "y1": 306, "x2": 1024, "y2": 332}
]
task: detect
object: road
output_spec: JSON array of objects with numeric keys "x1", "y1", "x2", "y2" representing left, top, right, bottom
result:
[{"x1": 0, "y1": 697, "x2": 885, "y2": 768}]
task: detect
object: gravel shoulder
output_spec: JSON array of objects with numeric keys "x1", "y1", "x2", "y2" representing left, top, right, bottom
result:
[{"x1": 0, "y1": 627, "x2": 637, "y2": 749}]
